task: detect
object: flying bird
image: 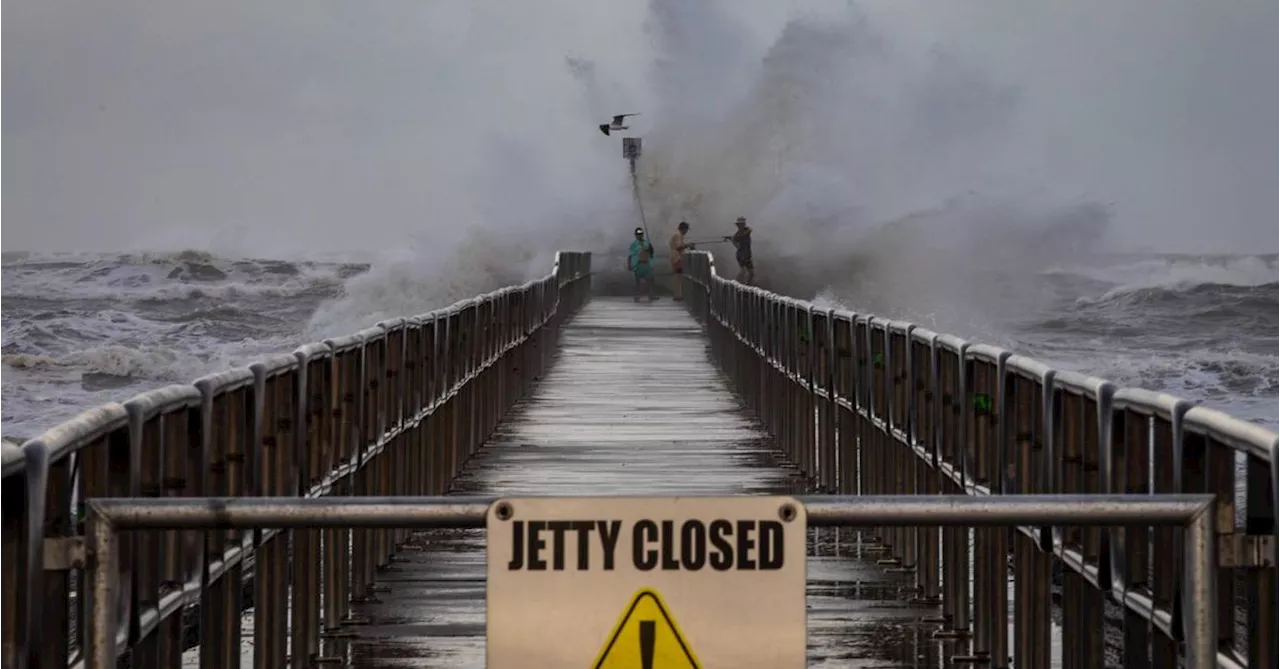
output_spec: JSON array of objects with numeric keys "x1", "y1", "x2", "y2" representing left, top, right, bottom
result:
[{"x1": 598, "y1": 113, "x2": 640, "y2": 136}]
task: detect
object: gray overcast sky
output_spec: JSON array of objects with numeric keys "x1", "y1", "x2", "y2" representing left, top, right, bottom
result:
[{"x1": 3, "y1": 0, "x2": 1276, "y2": 255}]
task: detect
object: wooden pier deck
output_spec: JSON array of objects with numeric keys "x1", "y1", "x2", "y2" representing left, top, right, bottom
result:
[{"x1": 343, "y1": 298, "x2": 939, "y2": 668}]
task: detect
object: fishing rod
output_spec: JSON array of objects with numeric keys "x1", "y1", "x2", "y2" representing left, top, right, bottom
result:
[{"x1": 577, "y1": 238, "x2": 729, "y2": 258}]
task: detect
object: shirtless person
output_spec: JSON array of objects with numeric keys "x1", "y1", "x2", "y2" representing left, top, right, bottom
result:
[{"x1": 668, "y1": 221, "x2": 695, "y2": 300}]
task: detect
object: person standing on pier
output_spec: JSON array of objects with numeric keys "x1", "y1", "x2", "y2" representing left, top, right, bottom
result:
[
  {"x1": 628, "y1": 226, "x2": 658, "y2": 301},
  {"x1": 724, "y1": 216, "x2": 755, "y2": 285},
  {"x1": 669, "y1": 221, "x2": 695, "y2": 301}
]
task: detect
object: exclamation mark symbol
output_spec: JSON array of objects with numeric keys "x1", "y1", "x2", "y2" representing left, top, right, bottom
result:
[{"x1": 639, "y1": 620, "x2": 656, "y2": 669}]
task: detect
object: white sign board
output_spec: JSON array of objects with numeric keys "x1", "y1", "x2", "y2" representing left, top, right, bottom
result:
[
  {"x1": 486, "y1": 496, "x2": 807, "y2": 668},
  {"x1": 623, "y1": 136, "x2": 642, "y2": 160}
]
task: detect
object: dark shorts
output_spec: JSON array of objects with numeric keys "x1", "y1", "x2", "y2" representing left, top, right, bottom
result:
[{"x1": 737, "y1": 256, "x2": 753, "y2": 270}]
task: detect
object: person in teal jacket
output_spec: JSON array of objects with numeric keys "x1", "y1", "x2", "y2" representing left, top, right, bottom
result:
[{"x1": 627, "y1": 226, "x2": 657, "y2": 301}]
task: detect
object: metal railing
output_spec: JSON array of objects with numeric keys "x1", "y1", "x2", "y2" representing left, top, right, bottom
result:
[
  {"x1": 76, "y1": 494, "x2": 1218, "y2": 669},
  {"x1": 0, "y1": 252, "x2": 592, "y2": 669},
  {"x1": 681, "y1": 250, "x2": 1278, "y2": 669},
  {"x1": 3, "y1": 243, "x2": 1274, "y2": 669}
]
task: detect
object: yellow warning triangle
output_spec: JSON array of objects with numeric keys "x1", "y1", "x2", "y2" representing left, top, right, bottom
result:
[{"x1": 591, "y1": 587, "x2": 701, "y2": 669}]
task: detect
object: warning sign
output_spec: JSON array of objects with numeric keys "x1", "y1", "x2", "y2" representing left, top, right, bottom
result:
[
  {"x1": 592, "y1": 588, "x2": 699, "y2": 668},
  {"x1": 485, "y1": 496, "x2": 806, "y2": 668}
]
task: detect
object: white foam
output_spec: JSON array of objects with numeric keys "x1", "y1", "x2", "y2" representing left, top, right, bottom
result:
[
  {"x1": 2, "y1": 251, "x2": 353, "y2": 302},
  {"x1": 806, "y1": 258, "x2": 1278, "y2": 433},
  {"x1": 1048, "y1": 255, "x2": 1278, "y2": 300},
  {"x1": 302, "y1": 230, "x2": 563, "y2": 339}
]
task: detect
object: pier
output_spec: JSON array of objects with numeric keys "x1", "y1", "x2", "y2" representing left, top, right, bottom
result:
[{"x1": 3, "y1": 249, "x2": 1276, "y2": 669}]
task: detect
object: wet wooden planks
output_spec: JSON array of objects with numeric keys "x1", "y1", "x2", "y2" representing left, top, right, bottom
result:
[{"x1": 346, "y1": 298, "x2": 945, "y2": 668}]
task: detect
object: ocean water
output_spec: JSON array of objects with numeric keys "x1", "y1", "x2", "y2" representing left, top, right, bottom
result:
[
  {"x1": 0, "y1": 238, "x2": 560, "y2": 441},
  {"x1": 1, "y1": 251, "x2": 361, "y2": 440},
  {"x1": 2, "y1": 249, "x2": 1276, "y2": 442},
  {"x1": 811, "y1": 252, "x2": 1278, "y2": 431}
]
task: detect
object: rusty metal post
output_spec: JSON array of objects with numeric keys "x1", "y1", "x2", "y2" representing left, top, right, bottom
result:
[
  {"x1": 913, "y1": 331, "x2": 942, "y2": 604},
  {"x1": 85, "y1": 504, "x2": 118, "y2": 669}
]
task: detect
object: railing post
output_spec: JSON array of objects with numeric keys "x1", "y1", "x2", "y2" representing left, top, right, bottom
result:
[
  {"x1": 85, "y1": 503, "x2": 118, "y2": 669},
  {"x1": 816, "y1": 308, "x2": 837, "y2": 493},
  {"x1": 1183, "y1": 502, "x2": 1218, "y2": 669},
  {"x1": 291, "y1": 347, "x2": 320, "y2": 669},
  {"x1": 1, "y1": 447, "x2": 24, "y2": 669},
  {"x1": 834, "y1": 314, "x2": 856, "y2": 498},
  {"x1": 912, "y1": 329, "x2": 942, "y2": 605},
  {"x1": 939, "y1": 335, "x2": 972, "y2": 643}
]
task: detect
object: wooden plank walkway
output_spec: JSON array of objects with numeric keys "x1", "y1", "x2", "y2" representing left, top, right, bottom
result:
[{"x1": 344, "y1": 298, "x2": 945, "y2": 668}]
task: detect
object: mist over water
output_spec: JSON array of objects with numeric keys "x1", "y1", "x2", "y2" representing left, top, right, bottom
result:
[
  {"x1": 3, "y1": 0, "x2": 1277, "y2": 436},
  {"x1": 625, "y1": 0, "x2": 1277, "y2": 426}
]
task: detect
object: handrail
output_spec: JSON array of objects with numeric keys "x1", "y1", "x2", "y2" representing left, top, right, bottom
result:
[
  {"x1": 77, "y1": 494, "x2": 1220, "y2": 669},
  {"x1": 0, "y1": 251, "x2": 593, "y2": 669},
  {"x1": 681, "y1": 248, "x2": 1277, "y2": 669}
]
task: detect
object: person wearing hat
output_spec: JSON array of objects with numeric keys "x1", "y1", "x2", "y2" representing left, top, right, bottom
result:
[
  {"x1": 668, "y1": 221, "x2": 695, "y2": 301},
  {"x1": 627, "y1": 226, "x2": 658, "y2": 301},
  {"x1": 723, "y1": 216, "x2": 755, "y2": 285}
]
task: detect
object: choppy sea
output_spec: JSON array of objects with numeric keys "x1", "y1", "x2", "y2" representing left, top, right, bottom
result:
[{"x1": 2, "y1": 249, "x2": 1276, "y2": 441}]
